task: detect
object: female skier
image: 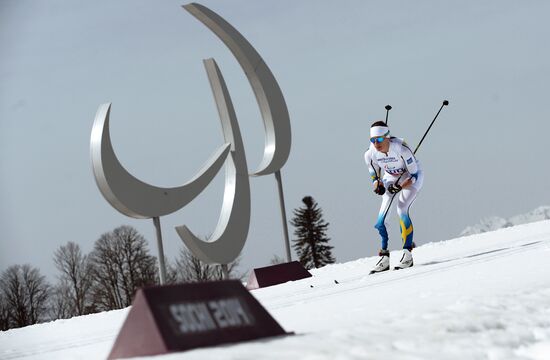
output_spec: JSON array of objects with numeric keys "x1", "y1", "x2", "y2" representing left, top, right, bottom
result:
[{"x1": 364, "y1": 121, "x2": 424, "y2": 273}]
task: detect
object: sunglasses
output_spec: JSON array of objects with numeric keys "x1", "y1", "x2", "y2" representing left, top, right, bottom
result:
[{"x1": 370, "y1": 136, "x2": 385, "y2": 144}]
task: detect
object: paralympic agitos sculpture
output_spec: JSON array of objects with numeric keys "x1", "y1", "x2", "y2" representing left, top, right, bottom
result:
[{"x1": 90, "y1": 3, "x2": 291, "y2": 283}]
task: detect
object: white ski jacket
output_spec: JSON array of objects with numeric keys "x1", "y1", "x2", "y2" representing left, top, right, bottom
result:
[{"x1": 364, "y1": 137, "x2": 421, "y2": 187}]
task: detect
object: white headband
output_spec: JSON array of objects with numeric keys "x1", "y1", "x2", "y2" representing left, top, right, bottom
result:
[{"x1": 370, "y1": 126, "x2": 389, "y2": 138}]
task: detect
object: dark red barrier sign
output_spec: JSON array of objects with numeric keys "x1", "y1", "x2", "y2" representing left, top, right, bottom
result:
[
  {"x1": 108, "y1": 280, "x2": 288, "y2": 359},
  {"x1": 246, "y1": 261, "x2": 312, "y2": 290}
]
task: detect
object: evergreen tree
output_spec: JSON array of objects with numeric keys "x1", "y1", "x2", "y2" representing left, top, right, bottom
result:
[{"x1": 290, "y1": 196, "x2": 335, "y2": 269}]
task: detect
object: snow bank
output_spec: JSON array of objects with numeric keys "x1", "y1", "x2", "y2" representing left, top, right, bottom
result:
[
  {"x1": 2, "y1": 220, "x2": 550, "y2": 360},
  {"x1": 460, "y1": 206, "x2": 550, "y2": 236}
]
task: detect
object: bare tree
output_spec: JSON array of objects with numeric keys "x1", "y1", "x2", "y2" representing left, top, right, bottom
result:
[
  {"x1": 171, "y1": 247, "x2": 242, "y2": 283},
  {"x1": 0, "y1": 293, "x2": 9, "y2": 331},
  {"x1": 88, "y1": 226, "x2": 157, "y2": 311},
  {"x1": 53, "y1": 242, "x2": 92, "y2": 316},
  {"x1": 164, "y1": 257, "x2": 180, "y2": 285},
  {"x1": 0, "y1": 264, "x2": 50, "y2": 329},
  {"x1": 49, "y1": 281, "x2": 72, "y2": 320}
]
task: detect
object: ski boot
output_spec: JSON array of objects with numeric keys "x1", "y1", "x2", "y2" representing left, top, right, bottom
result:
[
  {"x1": 394, "y1": 248, "x2": 413, "y2": 270},
  {"x1": 370, "y1": 249, "x2": 390, "y2": 274}
]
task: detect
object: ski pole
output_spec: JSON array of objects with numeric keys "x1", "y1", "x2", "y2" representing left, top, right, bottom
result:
[
  {"x1": 381, "y1": 100, "x2": 449, "y2": 221},
  {"x1": 385, "y1": 105, "x2": 392, "y2": 125},
  {"x1": 412, "y1": 100, "x2": 449, "y2": 155}
]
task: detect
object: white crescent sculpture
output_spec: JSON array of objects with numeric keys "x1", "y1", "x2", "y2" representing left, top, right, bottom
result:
[
  {"x1": 91, "y1": 2, "x2": 292, "y2": 271},
  {"x1": 183, "y1": 3, "x2": 291, "y2": 177},
  {"x1": 175, "y1": 58, "x2": 250, "y2": 264},
  {"x1": 90, "y1": 103, "x2": 231, "y2": 219}
]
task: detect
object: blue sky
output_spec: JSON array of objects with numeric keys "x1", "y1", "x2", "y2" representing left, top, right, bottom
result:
[{"x1": 1, "y1": 0, "x2": 550, "y2": 279}]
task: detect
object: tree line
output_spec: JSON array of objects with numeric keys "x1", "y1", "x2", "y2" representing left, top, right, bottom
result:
[
  {"x1": 1, "y1": 195, "x2": 335, "y2": 331},
  {"x1": 0, "y1": 225, "x2": 240, "y2": 331}
]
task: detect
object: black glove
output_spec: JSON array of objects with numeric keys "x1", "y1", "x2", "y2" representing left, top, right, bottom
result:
[
  {"x1": 374, "y1": 182, "x2": 386, "y2": 195},
  {"x1": 388, "y1": 183, "x2": 402, "y2": 194}
]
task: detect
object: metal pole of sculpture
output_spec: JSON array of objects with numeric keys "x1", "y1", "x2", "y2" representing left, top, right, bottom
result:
[
  {"x1": 183, "y1": 3, "x2": 293, "y2": 262},
  {"x1": 221, "y1": 264, "x2": 229, "y2": 279},
  {"x1": 275, "y1": 171, "x2": 292, "y2": 261},
  {"x1": 152, "y1": 217, "x2": 166, "y2": 284}
]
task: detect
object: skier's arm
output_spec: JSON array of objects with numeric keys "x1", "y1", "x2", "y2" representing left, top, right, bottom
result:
[
  {"x1": 365, "y1": 150, "x2": 385, "y2": 195},
  {"x1": 401, "y1": 144, "x2": 419, "y2": 187},
  {"x1": 364, "y1": 149, "x2": 381, "y2": 184}
]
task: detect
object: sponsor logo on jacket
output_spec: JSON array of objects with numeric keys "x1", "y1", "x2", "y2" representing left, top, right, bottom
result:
[{"x1": 385, "y1": 167, "x2": 406, "y2": 175}]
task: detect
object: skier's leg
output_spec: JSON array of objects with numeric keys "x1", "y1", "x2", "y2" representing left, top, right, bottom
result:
[
  {"x1": 396, "y1": 169, "x2": 423, "y2": 250},
  {"x1": 374, "y1": 192, "x2": 392, "y2": 250},
  {"x1": 397, "y1": 187, "x2": 419, "y2": 250},
  {"x1": 371, "y1": 192, "x2": 392, "y2": 274},
  {"x1": 393, "y1": 188, "x2": 418, "y2": 269}
]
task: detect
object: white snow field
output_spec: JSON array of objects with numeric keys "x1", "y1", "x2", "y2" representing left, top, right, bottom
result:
[{"x1": 2, "y1": 220, "x2": 550, "y2": 360}]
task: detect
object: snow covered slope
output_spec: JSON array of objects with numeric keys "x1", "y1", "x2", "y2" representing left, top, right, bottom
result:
[
  {"x1": 2, "y1": 220, "x2": 550, "y2": 360},
  {"x1": 460, "y1": 206, "x2": 550, "y2": 236}
]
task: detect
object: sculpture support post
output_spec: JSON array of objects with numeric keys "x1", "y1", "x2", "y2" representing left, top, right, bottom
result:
[
  {"x1": 221, "y1": 264, "x2": 229, "y2": 279},
  {"x1": 153, "y1": 217, "x2": 167, "y2": 285},
  {"x1": 274, "y1": 170, "x2": 292, "y2": 262}
]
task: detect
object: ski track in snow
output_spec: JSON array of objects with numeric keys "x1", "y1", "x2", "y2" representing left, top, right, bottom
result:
[
  {"x1": 257, "y1": 240, "x2": 543, "y2": 309},
  {"x1": 1, "y1": 221, "x2": 550, "y2": 360}
]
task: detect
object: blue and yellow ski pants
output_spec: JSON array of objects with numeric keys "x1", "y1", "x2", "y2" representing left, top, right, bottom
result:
[{"x1": 374, "y1": 172, "x2": 423, "y2": 250}]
